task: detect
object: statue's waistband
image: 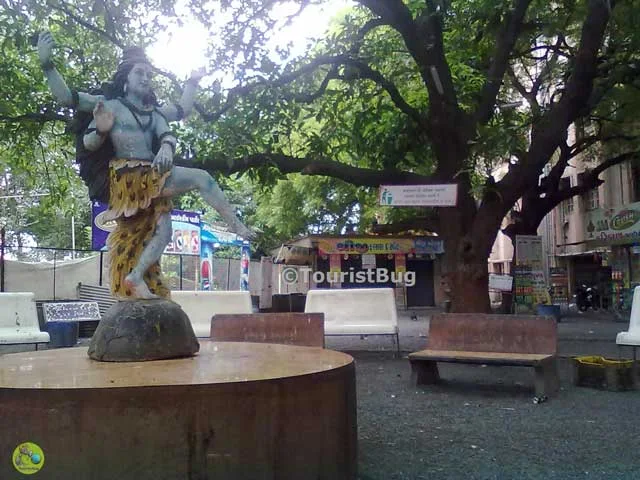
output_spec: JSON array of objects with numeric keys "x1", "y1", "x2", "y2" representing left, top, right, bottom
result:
[{"x1": 111, "y1": 158, "x2": 152, "y2": 170}]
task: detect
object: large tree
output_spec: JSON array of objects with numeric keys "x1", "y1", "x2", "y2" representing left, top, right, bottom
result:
[
  {"x1": 192, "y1": 0, "x2": 640, "y2": 312},
  {"x1": 2, "y1": 0, "x2": 639, "y2": 311}
]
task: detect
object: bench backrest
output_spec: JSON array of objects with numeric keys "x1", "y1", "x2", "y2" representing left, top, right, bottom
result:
[
  {"x1": 628, "y1": 286, "x2": 640, "y2": 333},
  {"x1": 211, "y1": 313, "x2": 325, "y2": 347},
  {"x1": 0, "y1": 292, "x2": 40, "y2": 329},
  {"x1": 304, "y1": 288, "x2": 398, "y2": 326},
  {"x1": 428, "y1": 314, "x2": 557, "y2": 355},
  {"x1": 171, "y1": 291, "x2": 253, "y2": 337}
]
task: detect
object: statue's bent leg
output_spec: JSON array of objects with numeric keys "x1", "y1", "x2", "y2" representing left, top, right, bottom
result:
[
  {"x1": 162, "y1": 166, "x2": 242, "y2": 231},
  {"x1": 124, "y1": 211, "x2": 172, "y2": 299}
]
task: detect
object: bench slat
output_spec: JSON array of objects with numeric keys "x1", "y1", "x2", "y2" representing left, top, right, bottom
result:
[{"x1": 409, "y1": 349, "x2": 553, "y2": 366}]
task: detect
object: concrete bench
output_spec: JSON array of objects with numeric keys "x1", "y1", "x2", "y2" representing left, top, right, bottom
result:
[
  {"x1": 616, "y1": 286, "x2": 640, "y2": 362},
  {"x1": 0, "y1": 292, "x2": 50, "y2": 350},
  {"x1": 211, "y1": 313, "x2": 325, "y2": 347},
  {"x1": 409, "y1": 314, "x2": 559, "y2": 402},
  {"x1": 171, "y1": 291, "x2": 253, "y2": 337},
  {"x1": 304, "y1": 288, "x2": 400, "y2": 355}
]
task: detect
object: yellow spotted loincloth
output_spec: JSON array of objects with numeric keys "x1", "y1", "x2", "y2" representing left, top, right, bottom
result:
[{"x1": 106, "y1": 159, "x2": 172, "y2": 299}]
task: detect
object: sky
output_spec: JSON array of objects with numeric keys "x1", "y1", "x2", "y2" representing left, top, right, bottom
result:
[{"x1": 148, "y1": 1, "x2": 352, "y2": 80}]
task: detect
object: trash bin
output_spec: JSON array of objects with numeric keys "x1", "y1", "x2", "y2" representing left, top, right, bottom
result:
[
  {"x1": 290, "y1": 293, "x2": 306, "y2": 312},
  {"x1": 271, "y1": 294, "x2": 290, "y2": 312},
  {"x1": 45, "y1": 321, "x2": 79, "y2": 348},
  {"x1": 572, "y1": 356, "x2": 636, "y2": 391}
]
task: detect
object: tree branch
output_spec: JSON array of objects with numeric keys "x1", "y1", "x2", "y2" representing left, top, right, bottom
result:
[
  {"x1": 0, "y1": 111, "x2": 71, "y2": 124},
  {"x1": 507, "y1": 65, "x2": 540, "y2": 115},
  {"x1": 49, "y1": 1, "x2": 124, "y2": 48},
  {"x1": 343, "y1": 58, "x2": 426, "y2": 125},
  {"x1": 497, "y1": 0, "x2": 616, "y2": 214},
  {"x1": 201, "y1": 153, "x2": 435, "y2": 187},
  {"x1": 475, "y1": 0, "x2": 532, "y2": 125},
  {"x1": 203, "y1": 54, "x2": 425, "y2": 125}
]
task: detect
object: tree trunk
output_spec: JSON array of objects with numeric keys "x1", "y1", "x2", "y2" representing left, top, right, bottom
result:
[{"x1": 438, "y1": 222, "x2": 493, "y2": 314}]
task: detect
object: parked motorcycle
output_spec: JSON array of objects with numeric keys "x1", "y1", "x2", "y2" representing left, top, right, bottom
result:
[{"x1": 575, "y1": 284, "x2": 600, "y2": 312}]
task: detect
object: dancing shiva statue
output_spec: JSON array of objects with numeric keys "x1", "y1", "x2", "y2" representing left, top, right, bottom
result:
[{"x1": 37, "y1": 32, "x2": 254, "y2": 301}]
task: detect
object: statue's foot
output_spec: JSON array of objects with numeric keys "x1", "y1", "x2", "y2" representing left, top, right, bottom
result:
[{"x1": 124, "y1": 274, "x2": 159, "y2": 300}]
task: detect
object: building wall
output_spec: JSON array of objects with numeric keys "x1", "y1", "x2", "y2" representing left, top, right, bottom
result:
[{"x1": 488, "y1": 123, "x2": 638, "y2": 299}]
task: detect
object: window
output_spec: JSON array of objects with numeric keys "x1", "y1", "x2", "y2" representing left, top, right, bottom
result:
[
  {"x1": 564, "y1": 196, "x2": 574, "y2": 215},
  {"x1": 560, "y1": 177, "x2": 574, "y2": 215},
  {"x1": 586, "y1": 188, "x2": 599, "y2": 211},
  {"x1": 632, "y1": 159, "x2": 640, "y2": 202},
  {"x1": 578, "y1": 172, "x2": 599, "y2": 211}
]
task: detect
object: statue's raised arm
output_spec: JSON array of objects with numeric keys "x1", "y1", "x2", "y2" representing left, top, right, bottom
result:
[
  {"x1": 38, "y1": 32, "x2": 104, "y2": 111},
  {"x1": 157, "y1": 68, "x2": 206, "y2": 121}
]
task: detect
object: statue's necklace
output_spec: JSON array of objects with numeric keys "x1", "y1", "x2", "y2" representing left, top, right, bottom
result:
[{"x1": 118, "y1": 97, "x2": 153, "y2": 132}]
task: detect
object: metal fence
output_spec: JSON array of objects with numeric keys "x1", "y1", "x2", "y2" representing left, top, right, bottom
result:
[{"x1": 0, "y1": 246, "x2": 260, "y2": 300}]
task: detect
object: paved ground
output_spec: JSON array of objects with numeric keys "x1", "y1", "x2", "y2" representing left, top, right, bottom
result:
[{"x1": 2, "y1": 309, "x2": 638, "y2": 479}]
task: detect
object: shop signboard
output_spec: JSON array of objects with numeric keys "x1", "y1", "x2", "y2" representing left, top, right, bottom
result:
[
  {"x1": 585, "y1": 201, "x2": 640, "y2": 245},
  {"x1": 489, "y1": 274, "x2": 513, "y2": 291},
  {"x1": 317, "y1": 237, "x2": 444, "y2": 255}
]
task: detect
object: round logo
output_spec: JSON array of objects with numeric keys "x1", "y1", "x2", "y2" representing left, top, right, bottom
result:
[
  {"x1": 281, "y1": 267, "x2": 299, "y2": 285},
  {"x1": 13, "y1": 442, "x2": 45, "y2": 475}
]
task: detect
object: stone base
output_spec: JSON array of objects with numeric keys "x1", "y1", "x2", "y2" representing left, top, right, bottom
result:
[{"x1": 88, "y1": 299, "x2": 200, "y2": 362}]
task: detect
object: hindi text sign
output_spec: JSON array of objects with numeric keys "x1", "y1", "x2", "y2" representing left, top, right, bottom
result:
[{"x1": 379, "y1": 184, "x2": 457, "y2": 207}]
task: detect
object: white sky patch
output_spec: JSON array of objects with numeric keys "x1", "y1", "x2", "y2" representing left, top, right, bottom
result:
[{"x1": 148, "y1": 1, "x2": 352, "y2": 80}]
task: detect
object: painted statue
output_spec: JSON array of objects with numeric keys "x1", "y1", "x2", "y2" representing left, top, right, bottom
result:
[{"x1": 37, "y1": 32, "x2": 254, "y2": 300}]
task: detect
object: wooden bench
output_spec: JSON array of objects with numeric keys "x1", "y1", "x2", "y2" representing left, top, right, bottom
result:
[
  {"x1": 0, "y1": 292, "x2": 50, "y2": 350},
  {"x1": 304, "y1": 288, "x2": 400, "y2": 355},
  {"x1": 409, "y1": 314, "x2": 559, "y2": 401},
  {"x1": 211, "y1": 313, "x2": 325, "y2": 347}
]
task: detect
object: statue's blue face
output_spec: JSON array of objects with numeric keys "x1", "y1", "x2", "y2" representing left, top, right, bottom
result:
[{"x1": 126, "y1": 62, "x2": 153, "y2": 99}]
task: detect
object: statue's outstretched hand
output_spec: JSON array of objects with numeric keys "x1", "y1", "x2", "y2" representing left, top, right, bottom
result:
[
  {"x1": 93, "y1": 101, "x2": 114, "y2": 135},
  {"x1": 37, "y1": 32, "x2": 55, "y2": 65},
  {"x1": 152, "y1": 143, "x2": 174, "y2": 174}
]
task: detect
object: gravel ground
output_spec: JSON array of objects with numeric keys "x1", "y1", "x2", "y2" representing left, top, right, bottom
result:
[
  {"x1": 346, "y1": 310, "x2": 640, "y2": 480},
  {"x1": 352, "y1": 352, "x2": 640, "y2": 480}
]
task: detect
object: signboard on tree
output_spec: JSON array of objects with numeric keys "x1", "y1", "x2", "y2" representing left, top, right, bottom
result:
[{"x1": 378, "y1": 184, "x2": 458, "y2": 206}]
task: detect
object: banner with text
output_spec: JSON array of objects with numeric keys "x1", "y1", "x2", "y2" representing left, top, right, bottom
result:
[
  {"x1": 585, "y1": 201, "x2": 640, "y2": 245},
  {"x1": 92, "y1": 202, "x2": 200, "y2": 255},
  {"x1": 318, "y1": 237, "x2": 444, "y2": 255},
  {"x1": 379, "y1": 184, "x2": 457, "y2": 206}
]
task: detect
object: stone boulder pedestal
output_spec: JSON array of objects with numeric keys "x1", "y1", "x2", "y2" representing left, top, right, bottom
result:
[{"x1": 88, "y1": 299, "x2": 200, "y2": 362}]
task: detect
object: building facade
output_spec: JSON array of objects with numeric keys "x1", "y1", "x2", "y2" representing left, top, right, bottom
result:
[{"x1": 489, "y1": 125, "x2": 640, "y2": 309}]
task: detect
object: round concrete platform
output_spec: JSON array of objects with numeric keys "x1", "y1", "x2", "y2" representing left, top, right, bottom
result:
[{"x1": 0, "y1": 341, "x2": 357, "y2": 479}]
